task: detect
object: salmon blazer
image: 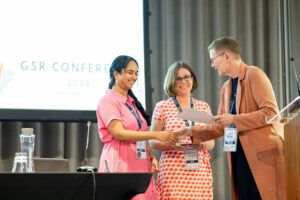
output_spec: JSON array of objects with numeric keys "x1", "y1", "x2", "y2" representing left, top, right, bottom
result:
[{"x1": 217, "y1": 63, "x2": 286, "y2": 200}]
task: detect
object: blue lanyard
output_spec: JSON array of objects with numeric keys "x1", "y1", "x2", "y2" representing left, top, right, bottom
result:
[
  {"x1": 172, "y1": 97, "x2": 195, "y2": 127},
  {"x1": 230, "y1": 78, "x2": 238, "y2": 114},
  {"x1": 125, "y1": 103, "x2": 142, "y2": 129},
  {"x1": 229, "y1": 78, "x2": 238, "y2": 128}
]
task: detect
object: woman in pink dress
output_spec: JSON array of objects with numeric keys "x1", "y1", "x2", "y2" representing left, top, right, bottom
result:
[
  {"x1": 96, "y1": 55, "x2": 177, "y2": 200},
  {"x1": 150, "y1": 61, "x2": 215, "y2": 200}
]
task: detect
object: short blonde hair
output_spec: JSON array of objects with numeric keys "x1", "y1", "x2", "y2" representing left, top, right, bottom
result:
[
  {"x1": 163, "y1": 61, "x2": 198, "y2": 97},
  {"x1": 208, "y1": 37, "x2": 241, "y2": 57}
]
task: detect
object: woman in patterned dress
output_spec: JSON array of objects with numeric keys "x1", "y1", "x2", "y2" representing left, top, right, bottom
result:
[
  {"x1": 96, "y1": 55, "x2": 178, "y2": 200},
  {"x1": 150, "y1": 61, "x2": 215, "y2": 200}
]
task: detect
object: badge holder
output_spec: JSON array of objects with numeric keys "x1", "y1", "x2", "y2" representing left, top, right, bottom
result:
[{"x1": 223, "y1": 127, "x2": 237, "y2": 152}]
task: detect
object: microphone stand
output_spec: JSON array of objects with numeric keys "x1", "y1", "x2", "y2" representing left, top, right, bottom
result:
[{"x1": 76, "y1": 121, "x2": 97, "y2": 172}]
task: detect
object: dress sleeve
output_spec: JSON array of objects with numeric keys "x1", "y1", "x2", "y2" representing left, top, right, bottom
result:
[
  {"x1": 97, "y1": 96, "x2": 122, "y2": 128},
  {"x1": 152, "y1": 101, "x2": 165, "y2": 121}
]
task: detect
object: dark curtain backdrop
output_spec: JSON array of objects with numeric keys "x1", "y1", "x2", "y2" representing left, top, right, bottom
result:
[{"x1": 1, "y1": 0, "x2": 299, "y2": 199}]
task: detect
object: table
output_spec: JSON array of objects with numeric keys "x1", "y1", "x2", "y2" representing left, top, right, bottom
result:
[{"x1": 0, "y1": 172, "x2": 152, "y2": 200}]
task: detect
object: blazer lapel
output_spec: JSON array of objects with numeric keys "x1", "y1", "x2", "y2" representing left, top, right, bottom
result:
[{"x1": 236, "y1": 62, "x2": 247, "y2": 114}]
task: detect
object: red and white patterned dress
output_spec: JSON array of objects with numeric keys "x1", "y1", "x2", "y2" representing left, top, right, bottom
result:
[{"x1": 153, "y1": 98, "x2": 213, "y2": 200}]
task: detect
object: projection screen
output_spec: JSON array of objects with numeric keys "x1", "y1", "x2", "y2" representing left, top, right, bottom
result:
[{"x1": 0, "y1": 0, "x2": 147, "y2": 121}]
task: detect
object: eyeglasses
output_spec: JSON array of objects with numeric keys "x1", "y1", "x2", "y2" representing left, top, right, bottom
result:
[
  {"x1": 210, "y1": 52, "x2": 225, "y2": 64},
  {"x1": 175, "y1": 75, "x2": 192, "y2": 83}
]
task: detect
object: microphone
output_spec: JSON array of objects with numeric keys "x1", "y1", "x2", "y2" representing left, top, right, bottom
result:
[
  {"x1": 84, "y1": 121, "x2": 91, "y2": 165},
  {"x1": 76, "y1": 121, "x2": 97, "y2": 172},
  {"x1": 290, "y1": 58, "x2": 300, "y2": 96}
]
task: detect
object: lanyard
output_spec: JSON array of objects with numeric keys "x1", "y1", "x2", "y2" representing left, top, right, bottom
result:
[
  {"x1": 172, "y1": 97, "x2": 195, "y2": 127},
  {"x1": 229, "y1": 95, "x2": 236, "y2": 114},
  {"x1": 229, "y1": 78, "x2": 238, "y2": 128},
  {"x1": 230, "y1": 78, "x2": 238, "y2": 114},
  {"x1": 125, "y1": 103, "x2": 142, "y2": 129}
]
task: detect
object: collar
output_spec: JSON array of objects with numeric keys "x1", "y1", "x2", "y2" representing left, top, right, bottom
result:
[{"x1": 237, "y1": 62, "x2": 247, "y2": 80}]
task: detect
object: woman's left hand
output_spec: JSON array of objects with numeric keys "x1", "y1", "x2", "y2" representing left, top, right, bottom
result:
[{"x1": 150, "y1": 156, "x2": 159, "y2": 173}]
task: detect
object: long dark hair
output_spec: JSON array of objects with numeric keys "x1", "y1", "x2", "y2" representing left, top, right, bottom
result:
[{"x1": 108, "y1": 55, "x2": 151, "y2": 125}]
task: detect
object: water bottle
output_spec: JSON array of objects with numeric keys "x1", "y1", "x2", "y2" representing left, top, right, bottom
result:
[{"x1": 20, "y1": 128, "x2": 35, "y2": 172}]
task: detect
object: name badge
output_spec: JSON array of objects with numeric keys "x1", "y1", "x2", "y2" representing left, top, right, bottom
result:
[
  {"x1": 136, "y1": 141, "x2": 147, "y2": 159},
  {"x1": 184, "y1": 148, "x2": 200, "y2": 170},
  {"x1": 223, "y1": 127, "x2": 237, "y2": 152}
]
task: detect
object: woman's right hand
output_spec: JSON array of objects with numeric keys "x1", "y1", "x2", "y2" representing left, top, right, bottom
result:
[{"x1": 156, "y1": 131, "x2": 177, "y2": 146}]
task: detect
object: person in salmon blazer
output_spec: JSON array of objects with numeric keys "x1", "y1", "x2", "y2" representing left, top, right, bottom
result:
[{"x1": 175, "y1": 36, "x2": 286, "y2": 200}]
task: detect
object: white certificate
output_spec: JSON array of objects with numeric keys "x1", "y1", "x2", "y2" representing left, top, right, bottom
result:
[{"x1": 177, "y1": 108, "x2": 218, "y2": 125}]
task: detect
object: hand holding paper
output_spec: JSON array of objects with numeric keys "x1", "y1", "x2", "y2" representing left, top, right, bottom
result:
[{"x1": 175, "y1": 108, "x2": 224, "y2": 143}]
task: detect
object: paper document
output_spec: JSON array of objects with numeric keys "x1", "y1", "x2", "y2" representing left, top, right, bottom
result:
[{"x1": 177, "y1": 108, "x2": 218, "y2": 125}]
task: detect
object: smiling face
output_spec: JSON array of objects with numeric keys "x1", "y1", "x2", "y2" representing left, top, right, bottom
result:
[
  {"x1": 208, "y1": 37, "x2": 243, "y2": 78},
  {"x1": 174, "y1": 68, "x2": 193, "y2": 97},
  {"x1": 114, "y1": 60, "x2": 139, "y2": 92}
]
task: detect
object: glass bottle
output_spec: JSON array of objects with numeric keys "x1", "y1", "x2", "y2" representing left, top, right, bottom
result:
[
  {"x1": 20, "y1": 128, "x2": 35, "y2": 172},
  {"x1": 12, "y1": 152, "x2": 29, "y2": 173}
]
